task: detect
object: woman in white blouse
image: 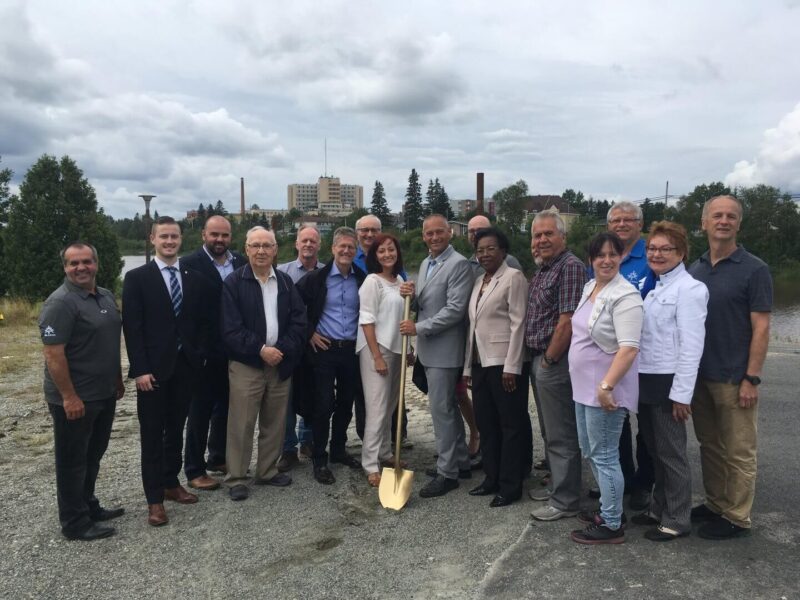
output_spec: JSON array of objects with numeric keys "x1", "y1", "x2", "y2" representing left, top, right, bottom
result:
[
  {"x1": 357, "y1": 234, "x2": 407, "y2": 487},
  {"x1": 634, "y1": 221, "x2": 708, "y2": 541}
]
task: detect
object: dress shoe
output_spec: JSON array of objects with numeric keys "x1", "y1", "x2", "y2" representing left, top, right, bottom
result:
[
  {"x1": 419, "y1": 475, "x2": 459, "y2": 498},
  {"x1": 314, "y1": 465, "x2": 336, "y2": 485},
  {"x1": 698, "y1": 518, "x2": 751, "y2": 540},
  {"x1": 490, "y1": 494, "x2": 518, "y2": 508},
  {"x1": 425, "y1": 466, "x2": 471, "y2": 479},
  {"x1": 90, "y1": 506, "x2": 125, "y2": 521},
  {"x1": 468, "y1": 482, "x2": 498, "y2": 496},
  {"x1": 629, "y1": 487, "x2": 651, "y2": 511},
  {"x1": 65, "y1": 523, "x2": 116, "y2": 541},
  {"x1": 690, "y1": 503, "x2": 721, "y2": 523},
  {"x1": 256, "y1": 473, "x2": 292, "y2": 487},
  {"x1": 207, "y1": 463, "x2": 227, "y2": 474},
  {"x1": 229, "y1": 484, "x2": 249, "y2": 501},
  {"x1": 330, "y1": 453, "x2": 361, "y2": 469},
  {"x1": 299, "y1": 444, "x2": 313, "y2": 458},
  {"x1": 164, "y1": 485, "x2": 198, "y2": 504},
  {"x1": 188, "y1": 474, "x2": 220, "y2": 491},
  {"x1": 147, "y1": 503, "x2": 168, "y2": 527},
  {"x1": 277, "y1": 452, "x2": 300, "y2": 472}
]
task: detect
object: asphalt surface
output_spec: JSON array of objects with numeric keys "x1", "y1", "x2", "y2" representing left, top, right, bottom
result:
[{"x1": 1, "y1": 346, "x2": 798, "y2": 599}]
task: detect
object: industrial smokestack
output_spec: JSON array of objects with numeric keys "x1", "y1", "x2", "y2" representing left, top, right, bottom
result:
[
  {"x1": 240, "y1": 177, "x2": 245, "y2": 216},
  {"x1": 477, "y1": 172, "x2": 484, "y2": 214}
]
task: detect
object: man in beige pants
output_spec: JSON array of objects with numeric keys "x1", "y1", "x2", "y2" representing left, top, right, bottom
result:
[{"x1": 220, "y1": 227, "x2": 307, "y2": 501}]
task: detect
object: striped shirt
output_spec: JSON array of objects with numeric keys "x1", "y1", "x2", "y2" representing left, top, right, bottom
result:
[{"x1": 525, "y1": 250, "x2": 587, "y2": 352}]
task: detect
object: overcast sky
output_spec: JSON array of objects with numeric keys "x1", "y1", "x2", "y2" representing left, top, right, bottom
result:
[{"x1": 1, "y1": 0, "x2": 799, "y2": 219}]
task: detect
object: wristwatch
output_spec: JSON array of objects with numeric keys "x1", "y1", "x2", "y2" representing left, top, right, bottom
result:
[
  {"x1": 743, "y1": 374, "x2": 762, "y2": 386},
  {"x1": 599, "y1": 381, "x2": 614, "y2": 391}
]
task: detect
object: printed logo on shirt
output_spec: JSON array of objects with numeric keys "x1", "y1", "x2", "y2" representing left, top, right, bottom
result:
[{"x1": 43, "y1": 325, "x2": 56, "y2": 337}]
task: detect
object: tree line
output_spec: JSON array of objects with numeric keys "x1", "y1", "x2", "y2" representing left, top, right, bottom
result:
[{"x1": 2, "y1": 154, "x2": 798, "y2": 301}]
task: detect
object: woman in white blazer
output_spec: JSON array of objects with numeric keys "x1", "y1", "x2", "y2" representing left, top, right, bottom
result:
[
  {"x1": 633, "y1": 221, "x2": 708, "y2": 541},
  {"x1": 463, "y1": 228, "x2": 530, "y2": 507}
]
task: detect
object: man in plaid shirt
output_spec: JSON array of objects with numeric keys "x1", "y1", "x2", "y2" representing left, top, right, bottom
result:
[{"x1": 525, "y1": 209, "x2": 587, "y2": 521}]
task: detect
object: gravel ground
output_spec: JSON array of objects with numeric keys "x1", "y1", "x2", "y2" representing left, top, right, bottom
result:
[{"x1": 1, "y1": 341, "x2": 799, "y2": 599}]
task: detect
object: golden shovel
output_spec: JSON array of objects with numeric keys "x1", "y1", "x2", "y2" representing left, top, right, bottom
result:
[{"x1": 379, "y1": 295, "x2": 415, "y2": 510}]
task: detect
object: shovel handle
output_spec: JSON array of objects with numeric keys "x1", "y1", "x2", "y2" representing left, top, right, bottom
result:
[{"x1": 393, "y1": 295, "x2": 412, "y2": 469}]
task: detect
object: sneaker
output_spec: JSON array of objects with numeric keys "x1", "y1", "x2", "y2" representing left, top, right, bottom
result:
[
  {"x1": 577, "y1": 510, "x2": 627, "y2": 529},
  {"x1": 570, "y1": 523, "x2": 625, "y2": 545},
  {"x1": 530, "y1": 504, "x2": 579, "y2": 522},
  {"x1": 690, "y1": 504, "x2": 721, "y2": 523},
  {"x1": 527, "y1": 486, "x2": 552, "y2": 502},
  {"x1": 698, "y1": 518, "x2": 751, "y2": 540}
]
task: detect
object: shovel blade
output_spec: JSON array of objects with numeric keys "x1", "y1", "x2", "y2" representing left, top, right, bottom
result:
[{"x1": 378, "y1": 467, "x2": 415, "y2": 510}]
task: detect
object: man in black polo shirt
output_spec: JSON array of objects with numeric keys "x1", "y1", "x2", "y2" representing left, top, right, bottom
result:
[
  {"x1": 39, "y1": 242, "x2": 125, "y2": 541},
  {"x1": 689, "y1": 194, "x2": 772, "y2": 540}
]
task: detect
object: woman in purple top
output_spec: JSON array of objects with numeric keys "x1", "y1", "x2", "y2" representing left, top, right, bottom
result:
[{"x1": 568, "y1": 232, "x2": 643, "y2": 545}]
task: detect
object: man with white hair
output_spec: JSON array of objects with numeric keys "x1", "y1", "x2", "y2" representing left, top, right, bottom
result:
[
  {"x1": 221, "y1": 227, "x2": 307, "y2": 501},
  {"x1": 525, "y1": 209, "x2": 587, "y2": 521}
]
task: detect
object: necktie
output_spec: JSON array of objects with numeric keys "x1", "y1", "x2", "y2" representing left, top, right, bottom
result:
[
  {"x1": 167, "y1": 266, "x2": 182, "y2": 316},
  {"x1": 426, "y1": 258, "x2": 437, "y2": 279}
]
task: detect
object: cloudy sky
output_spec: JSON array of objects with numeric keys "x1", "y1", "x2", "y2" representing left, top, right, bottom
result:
[{"x1": 1, "y1": 0, "x2": 799, "y2": 218}]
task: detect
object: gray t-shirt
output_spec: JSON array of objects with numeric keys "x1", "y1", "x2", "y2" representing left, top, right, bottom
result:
[
  {"x1": 688, "y1": 246, "x2": 772, "y2": 384},
  {"x1": 39, "y1": 279, "x2": 122, "y2": 405}
]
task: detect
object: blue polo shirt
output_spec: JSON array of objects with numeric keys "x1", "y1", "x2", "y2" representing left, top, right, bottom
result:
[{"x1": 317, "y1": 265, "x2": 360, "y2": 340}]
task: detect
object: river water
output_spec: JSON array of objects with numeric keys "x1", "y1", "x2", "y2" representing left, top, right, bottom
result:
[{"x1": 121, "y1": 256, "x2": 800, "y2": 341}]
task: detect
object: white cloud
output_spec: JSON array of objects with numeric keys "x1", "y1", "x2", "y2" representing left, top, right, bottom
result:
[{"x1": 725, "y1": 103, "x2": 800, "y2": 191}]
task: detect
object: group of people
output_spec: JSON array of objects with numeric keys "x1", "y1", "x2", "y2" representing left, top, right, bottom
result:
[{"x1": 39, "y1": 194, "x2": 771, "y2": 547}]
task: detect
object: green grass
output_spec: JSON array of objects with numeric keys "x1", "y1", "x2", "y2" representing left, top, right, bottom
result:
[{"x1": 0, "y1": 298, "x2": 42, "y2": 376}]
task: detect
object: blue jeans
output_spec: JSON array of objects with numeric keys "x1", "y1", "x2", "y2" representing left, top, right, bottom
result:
[
  {"x1": 575, "y1": 403, "x2": 627, "y2": 530},
  {"x1": 283, "y1": 395, "x2": 312, "y2": 453}
]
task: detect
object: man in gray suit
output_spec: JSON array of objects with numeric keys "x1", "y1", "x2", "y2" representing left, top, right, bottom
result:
[{"x1": 400, "y1": 214, "x2": 473, "y2": 498}]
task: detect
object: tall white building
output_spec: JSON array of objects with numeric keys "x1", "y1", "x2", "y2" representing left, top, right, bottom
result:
[{"x1": 287, "y1": 177, "x2": 363, "y2": 215}]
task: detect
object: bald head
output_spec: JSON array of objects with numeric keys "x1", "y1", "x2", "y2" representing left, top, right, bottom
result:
[
  {"x1": 467, "y1": 215, "x2": 491, "y2": 247},
  {"x1": 356, "y1": 214, "x2": 381, "y2": 252},
  {"x1": 202, "y1": 215, "x2": 232, "y2": 258}
]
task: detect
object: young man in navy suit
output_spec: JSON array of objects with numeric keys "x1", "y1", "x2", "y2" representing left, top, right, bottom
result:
[{"x1": 122, "y1": 216, "x2": 211, "y2": 527}]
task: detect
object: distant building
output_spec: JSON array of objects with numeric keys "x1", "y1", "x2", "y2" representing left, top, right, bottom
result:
[
  {"x1": 522, "y1": 195, "x2": 579, "y2": 232},
  {"x1": 291, "y1": 214, "x2": 338, "y2": 234},
  {"x1": 287, "y1": 177, "x2": 363, "y2": 216}
]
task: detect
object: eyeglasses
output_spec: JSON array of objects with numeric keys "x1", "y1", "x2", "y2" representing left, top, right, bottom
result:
[
  {"x1": 646, "y1": 246, "x2": 677, "y2": 255},
  {"x1": 357, "y1": 227, "x2": 380, "y2": 234},
  {"x1": 475, "y1": 246, "x2": 500, "y2": 256},
  {"x1": 609, "y1": 217, "x2": 640, "y2": 225},
  {"x1": 248, "y1": 243, "x2": 276, "y2": 251}
]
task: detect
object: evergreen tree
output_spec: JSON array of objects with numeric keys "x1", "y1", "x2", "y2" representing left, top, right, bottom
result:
[
  {"x1": 214, "y1": 199, "x2": 227, "y2": 215},
  {"x1": 403, "y1": 168, "x2": 424, "y2": 230},
  {"x1": 370, "y1": 180, "x2": 391, "y2": 224},
  {"x1": 197, "y1": 203, "x2": 207, "y2": 223},
  {"x1": 3, "y1": 154, "x2": 122, "y2": 300},
  {"x1": 0, "y1": 157, "x2": 12, "y2": 296}
]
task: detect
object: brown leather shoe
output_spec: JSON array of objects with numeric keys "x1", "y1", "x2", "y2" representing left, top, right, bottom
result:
[
  {"x1": 188, "y1": 474, "x2": 220, "y2": 491},
  {"x1": 164, "y1": 485, "x2": 198, "y2": 504},
  {"x1": 148, "y1": 503, "x2": 168, "y2": 527}
]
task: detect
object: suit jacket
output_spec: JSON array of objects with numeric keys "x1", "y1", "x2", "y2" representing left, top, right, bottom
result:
[
  {"x1": 122, "y1": 260, "x2": 211, "y2": 380},
  {"x1": 179, "y1": 248, "x2": 247, "y2": 362},
  {"x1": 414, "y1": 245, "x2": 473, "y2": 369},
  {"x1": 463, "y1": 261, "x2": 529, "y2": 377},
  {"x1": 221, "y1": 264, "x2": 307, "y2": 381}
]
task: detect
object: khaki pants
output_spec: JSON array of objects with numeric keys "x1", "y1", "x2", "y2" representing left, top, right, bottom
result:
[
  {"x1": 692, "y1": 379, "x2": 758, "y2": 528},
  {"x1": 226, "y1": 361, "x2": 289, "y2": 484},
  {"x1": 359, "y1": 346, "x2": 400, "y2": 474}
]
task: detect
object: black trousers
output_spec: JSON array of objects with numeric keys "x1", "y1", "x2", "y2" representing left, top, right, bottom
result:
[
  {"x1": 49, "y1": 397, "x2": 116, "y2": 537},
  {"x1": 184, "y1": 358, "x2": 229, "y2": 479},
  {"x1": 308, "y1": 344, "x2": 358, "y2": 465},
  {"x1": 619, "y1": 412, "x2": 656, "y2": 492},
  {"x1": 136, "y1": 354, "x2": 193, "y2": 504},
  {"x1": 353, "y1": 364, "x2": 366, "y2": 441},
  {"x1": 472, "y1": 363, "x2": 531, "y2": 498}
]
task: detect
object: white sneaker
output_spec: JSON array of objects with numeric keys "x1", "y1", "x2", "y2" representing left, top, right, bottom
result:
[
  {"x1": 531, "y1": 504, "x2": 579, "y2": 521},
  {"x1": 528, "y1": 486, "x2": 552, "y2": 502}
]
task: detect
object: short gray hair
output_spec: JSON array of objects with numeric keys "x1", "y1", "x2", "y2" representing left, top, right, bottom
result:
[
  {"x1": 245, "y1": 226, "x2": 272, "y2": 244},
  {"x1": 702, "y1": 194, "x2": 743, "y2": 219},
  {"x1": 532, "y1": 209, "x2": 566, "y2": 236},
  {"x1": 607, "y1": 201, "x2": 642, "y2": 223},
  {"x1": 332, "y1": 226, "x2": 357, "y2": 245},
  {"x1": 355, "y1": 214, "x2": 381, "y2": 230},
  {"x1": 296, "y1": 224, "x2": 320, "y2": 239},
  {"x1": 61, "y1": 242, "x2": 98, "y2": 266}
]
